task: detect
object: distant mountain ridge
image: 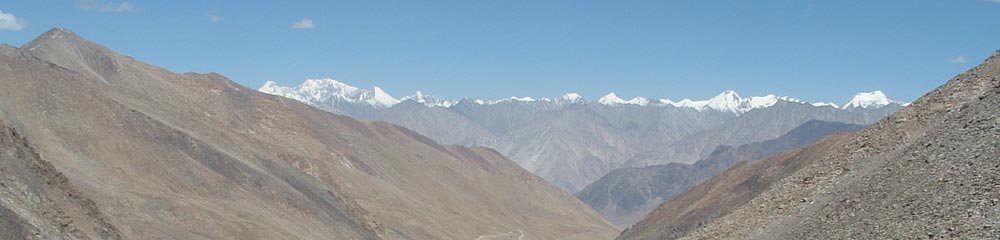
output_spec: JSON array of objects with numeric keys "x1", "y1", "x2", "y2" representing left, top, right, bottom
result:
[
  {"x1": 576, "y1": 120, "x2": 865, "y2": 227},
  {"x1": 260, "y1": 78, "x2": 905, "y2": 193},
  {"x1": 260, "y1": 78, "x2": 906, "y2": 114}
]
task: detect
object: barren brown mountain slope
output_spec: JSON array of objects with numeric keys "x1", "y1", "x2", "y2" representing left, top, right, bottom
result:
[
  {"x1": 0, "y1": 28, "x2": 617, "y2": 239},
  {"x1": 581, "y1": 120, "x2": 863, "y2": 228},
  {"x1": 0, "y1": 119, "x2": 122, "y2": 239},
  {"x1": 616, "y1": 133, "x2": 853, "y2": 239},
  {"x1": 621, "y1": 50, "x2": 1000, "y2": 239}
]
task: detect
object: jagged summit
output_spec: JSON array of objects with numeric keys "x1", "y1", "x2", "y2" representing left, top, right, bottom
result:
[
  {"x1": 259, "y1": 78, "x2": 400, "y2": 108},
  {"x1": 559, "y1": 93, "x2": 584, "y2": 104},
  {"x1": 667, "y1": 90, "x2": 795, "y2": 114},
  {"x1": 401, "y1": 91, "x2": 456, "y2": 107},
  {"x1": 703, "y1": 90, "x2": 743, "y2": 113},
  {"x1": 598, "y1": 92, "x2": 651, "y2": 106},
  {"x1": 18, "y1": 28, "x2": 128, "y2": 85},
  {"x1": 31, "y1": 27, "x2": 76, "y2": 40},
  {"x1": 841, "y1": 90, "x2": 906, "y2": 109},
  {"x1": 22, "y1": 27, "x2": 92, "y2": 52}
]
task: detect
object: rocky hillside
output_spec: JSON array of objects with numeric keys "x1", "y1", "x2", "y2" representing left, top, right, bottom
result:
[
  {"x1": 0, "y1": 119, "x2": 122, "y2": 239},
  {"x1": 0, "y1": 28, "x2": 618, "y2": 239},
  {"x1": 577, "y1": 120, "x2": 863, "y2": 227},
  {"x1": 616, "y1": 133, "x2": 854, "y2": 239},
  {"x1": 620, "y1": 50, "x2": 1000, "y2": 239}
]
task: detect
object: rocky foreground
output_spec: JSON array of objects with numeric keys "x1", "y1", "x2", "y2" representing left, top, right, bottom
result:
[{"x1": 620, "y1": 50, "x2": 1000, "y2": 239}]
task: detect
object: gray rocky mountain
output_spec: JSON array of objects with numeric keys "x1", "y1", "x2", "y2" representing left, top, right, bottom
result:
[
  {"x1": 577, "y1": 120, "x2": 864, "y2": 227},
  {"x1": 262, "y1": 79, "x2": 903, "y2": 193},
  {"x1": 0, "y1": 28, "x2": 618, "y2": 239},
  {"x1": 622, "y1": 102, "x2": 894, "y2": 167},
  {"x1": 619, "y1": 50, "x2": 1000, "y2": 239}
]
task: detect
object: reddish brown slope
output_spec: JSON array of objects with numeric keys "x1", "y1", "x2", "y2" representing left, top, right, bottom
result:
[
  {"x1": 0, "y1": 28, "x2": 617, "y2": 239},
  {"x1": 617, "y1": 133, "x2": 853, "y2": 239}
]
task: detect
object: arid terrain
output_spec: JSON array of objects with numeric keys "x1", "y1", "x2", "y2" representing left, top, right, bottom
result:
[
  {"x1": 619, "y1": 50, "x2": 1000, "y2": 239},
  {"x1": 0, "y1": 28, "x2": 618, "y2": 239},
  {"x1": 577, "y1": 120, "x2": 863, "y2": 227}
]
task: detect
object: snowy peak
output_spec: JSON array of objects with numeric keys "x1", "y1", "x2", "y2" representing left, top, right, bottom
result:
[
  {"x1": 298, "y1": 78, "x2": 359, "y2": 100},
  {"x1": 842, "y1": 90, "x2": 905, "y2": 109},
  {"x1": 560, "y1": 93, "x2": 584, "y2": 104},
  {"x1": 598, "y1": 92, "x2": 651, "y2": 106},
  {"x1": 667, "y1": 91, "x2": 806, "y2": 114},
  {"x1": 365, "y1": 86, "x2": 401, "y2": 107},
  {"x1": 402, "y1": 91, "x2": 456, "y2": 108},
  {"x1": 704, "y1": 90, "x2": 744, "y2": 113},
  {"x1": 598, "y1": 92, "x2": 626, "y2": 105},
  {"x1": 258, "y1": 78, "x2": 400, "y2": 109},
  {"x1": 259, "y1": 81, "x2": 294, "y2": 96},
  {"x1": 630, "y1": 97, "x2": 652, "y2": 106},
  {"x1": 746, "y1": 95, "x2": 779, "y2": 109}
]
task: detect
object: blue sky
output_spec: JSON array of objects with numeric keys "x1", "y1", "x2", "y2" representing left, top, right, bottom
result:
[{"x1": 1, "y1": 0, "x2": 999, "y2": 103}]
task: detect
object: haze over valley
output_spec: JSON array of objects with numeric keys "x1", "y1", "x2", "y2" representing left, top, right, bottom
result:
[{"x1": 260, "y1": 79, "x2": 905, "y2": 193}]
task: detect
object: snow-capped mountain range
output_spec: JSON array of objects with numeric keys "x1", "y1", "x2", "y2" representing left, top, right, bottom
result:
[
  {"x1": 260, "y1": 79, "x2": 401, "y2": 108},
  {"x1": 259, "y1": 78, "x2": 907, "y2": 114},
  {"x1": 258, "y1": 77, "x2": 907, "y2": 193}
]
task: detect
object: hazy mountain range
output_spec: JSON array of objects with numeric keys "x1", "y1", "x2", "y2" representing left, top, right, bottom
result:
[
  {"x1": 260, "y1": 78, "x2": 906, "y2": 192},
  {"x1": 576, "y1": 120, "x2": 865, "y2": 227}
]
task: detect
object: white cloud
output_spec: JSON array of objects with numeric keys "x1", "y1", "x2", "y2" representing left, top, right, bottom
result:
[
  {"x1": 950, "y1": 56, "x2": 968, "y2": 64},
  {"x1": 292, "y1": 18, "x2": 314, "y2": 29},
  {"x1": 209, "y1": 15, "x2": 223, "y2": 23},
  {"x1": 83, "y1": 1, "x2": 138, "y2": 13},
  {"x1": 0, "y1": 10, "x2": 29, "y2": 31},
  {"x1": 989, "y1": 0, "x2": 1000, "y2": 3}
]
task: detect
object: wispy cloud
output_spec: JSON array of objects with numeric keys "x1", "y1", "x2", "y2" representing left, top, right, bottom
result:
[
  {"x1": 292, "y1": 18, "x2": 314, "y2": 29},
  {"x1": 989, "y1": 0, "x2": 1000, "y2": 3},
  {"x1": 950, "y1": 56, "x2": 968, "y2": 64},
  {"x1": 0, "y1": 10, "x2": 30, "y2": 31},
  {"x1": 209, "y1": 15, "x2": 223, "y2": 23},
  {"x1": 83, "y1": 1, "x2": 138, "y2": 13}
]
